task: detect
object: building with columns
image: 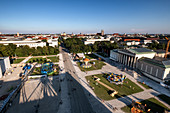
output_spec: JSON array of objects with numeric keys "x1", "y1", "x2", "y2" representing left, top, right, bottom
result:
[
  {"x1": 137, "y1": 57, "x2": 170, "y2": 82},
  {"x1": 110, "y1": 48, "x2": 170, "y2": 82},
  {"x1": 110, "y1": 48, "x2": 156, "y2": 69}
]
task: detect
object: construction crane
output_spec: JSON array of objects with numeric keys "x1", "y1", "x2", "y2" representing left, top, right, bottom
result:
[{"x1": 164, "y1": 37, "x2": 170, "y2": 58}]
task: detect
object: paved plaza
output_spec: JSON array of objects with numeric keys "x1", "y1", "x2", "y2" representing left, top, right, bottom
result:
[{"x1": 6, "y1": 76, "x2": 61, "y2": 113}]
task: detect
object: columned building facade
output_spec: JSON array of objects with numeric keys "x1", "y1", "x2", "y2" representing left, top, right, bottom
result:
[
  {"x1": 110, "y1": 48, "x2": 156, "y2": 69},
  {"x1": 110, "y1": 48, "x2": 170, "y2": 82}
]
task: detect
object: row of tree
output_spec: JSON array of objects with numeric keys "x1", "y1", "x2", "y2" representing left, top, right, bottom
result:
[
  {"x1": 0, "y1": 44, "x2": 59, "y2": 57},
  {"x1": 147, "y1": 42, "x2": 166, "y2": 50},
  {"x1": 63, "y1": 38, "x2": 119, "y2": 53}
]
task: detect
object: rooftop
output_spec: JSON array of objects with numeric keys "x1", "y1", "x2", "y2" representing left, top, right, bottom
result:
[
  {"x1": 154, "y1": 50, "x2": 166, "y2": 53},
  {"x1": 139, "y1": 57, "x2": 170, "y2": 68},
  {"x1": 128, "y1": 48, "x2": 155, "y2": 54}
]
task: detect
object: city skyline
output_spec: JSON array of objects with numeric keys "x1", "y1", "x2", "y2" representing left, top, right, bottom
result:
[{"x1": 0, "y1": 0, "x2": 170, "y2": 34}]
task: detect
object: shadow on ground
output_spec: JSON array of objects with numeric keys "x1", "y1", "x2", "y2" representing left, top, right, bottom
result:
[{"x1": 5, "y1": 76, "x2": 61, "y2": 113}]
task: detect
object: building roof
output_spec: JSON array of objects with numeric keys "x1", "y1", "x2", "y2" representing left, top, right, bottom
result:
[
  {"x1": 146, "y1": 38, "x2": 159, "y2": 40},
  {"x1": 83, "y1": 58, "x2": 90, "y2": 62},
  {"x1": 128, "y1": 48, "x2": 155, "y2": 54},
  {"x1": 77, "y1": 53, "x2": 85, "y2": 58},
  {"x1": 154, "y1": 50, "x2": 166, "y2": 53},
  {"x1": 139, "y1": 57, "x2": 170, "y2": 68}
]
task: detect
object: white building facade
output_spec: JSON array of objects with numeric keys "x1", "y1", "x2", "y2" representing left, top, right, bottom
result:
[
  {"x1": 47, "y1": 39, "x2": 58, "y2": 47},
  {"x1": 0, "y1": 40, "x2": 46, "y2": 48},
  {"x1": 84, "y1": 38, "x2": 110, "y2": 45},
  {"x1": 0, "y1": 57, "x2": 11, "y2": 78}
]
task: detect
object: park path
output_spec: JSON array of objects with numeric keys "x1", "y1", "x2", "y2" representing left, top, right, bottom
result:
[
  {"x1": 69, "y1": 53, "x2": 170, "y2": 112},
  {"x1": 96, "y1": 80, "x2": 115, "y2": 91}
]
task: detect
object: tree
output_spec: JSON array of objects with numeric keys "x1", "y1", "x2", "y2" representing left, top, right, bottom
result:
[{"x1": 92, "y1": 44, "x2": 98, "y2": 52}]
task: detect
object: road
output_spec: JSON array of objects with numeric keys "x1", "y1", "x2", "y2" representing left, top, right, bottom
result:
[{"x1": 60, "y1": 46, "x2": 94, "y2": 113}]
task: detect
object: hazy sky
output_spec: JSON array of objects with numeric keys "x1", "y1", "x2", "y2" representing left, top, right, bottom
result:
[{"x1": 0, "y1": 0, "x2": 170, "y2": 34}]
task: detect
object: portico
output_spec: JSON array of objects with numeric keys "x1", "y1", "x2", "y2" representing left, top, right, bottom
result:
[{"x1": 110, "y1": 48, "x2": 156, "y2": 69}]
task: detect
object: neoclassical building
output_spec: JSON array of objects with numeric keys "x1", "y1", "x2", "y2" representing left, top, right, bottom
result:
[
  {"x1": 110, "y1": 48, "x2": 156, "y2": 68},
  {"x1": 137, "y1": 57, "x2": 170, "y2": 82},
  {"x1": 110, "y1": 48, "x2": 170, "y2": 82}
]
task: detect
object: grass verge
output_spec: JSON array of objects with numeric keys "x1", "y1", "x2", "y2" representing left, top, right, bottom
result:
[
  {"x1": 47, "y1": 56, "x2": 59, "y2": 62},
  {"x1": 157, "y1": 94, "x2": 170, "y2": 105},
  {"x1": 137, "y1": 81, "x2": 151, "y2": 89},
  {"x1": 26, "y1": 57, "x2": 46, "y2": 63},
  {"x1": 12, "y1": 58, "x2": 25, "y2": 64}
]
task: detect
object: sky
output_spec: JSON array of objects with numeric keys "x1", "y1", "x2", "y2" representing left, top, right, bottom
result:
[{"x1": 0, "y1": 0, "x2": 170, "y2": 34}]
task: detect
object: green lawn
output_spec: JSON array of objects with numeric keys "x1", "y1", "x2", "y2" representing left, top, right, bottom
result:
[
  {"x1": 31, "y1": 64, "x2": 59, "y2": 76},
  {"x1": 84, "y1": 54, "x2": 98, "y2": 59},
  {"x1": 137, "y1": 81, "x2": 151, "y2": 89},
  {"x1": 31, "y1": 67, "x2": 41, "y2": 75},
  {"x1": 157, "y1": 94, "x2": 170, "y2": 105},
  {"x1": 47, "y1": 56, "x2": 59, "y2": 62},
  {"x1": 77, "y1": 60, "x2": 106, "y2": 71},
  {"x1": 121, "y1": 98, "x2": 170, "y2": 113},
  {"x1": 86, "y1": 74, "x2": 143, "y2": 100},
  {"x1": 12, "y1": 58, "x2": 25, "y2": 64},
  {"x1": 26, "y1": 57, "x2": 47, "y2": 63}
]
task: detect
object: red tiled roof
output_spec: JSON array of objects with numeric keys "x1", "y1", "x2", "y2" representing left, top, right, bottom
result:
[
  {"x1": 0, "y1": 37, "x2": 6, "y2": 39},
  {"x1": 124, "y1": 39, "x2": 140, "y2": 41},
  {"x1": 146, "y1": 38, "x2": 159, "y2": 40},
  {"x1": 39, "y1": 37, "x2": 47, "y2": 40},
  {"x1": 53, "y1": 37, "x2": 58, "y2": 38}
]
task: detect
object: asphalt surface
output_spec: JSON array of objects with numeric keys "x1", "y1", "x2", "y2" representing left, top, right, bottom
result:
[{"x1": 60, "y1": 46, "x2": 95, "y2": 113}]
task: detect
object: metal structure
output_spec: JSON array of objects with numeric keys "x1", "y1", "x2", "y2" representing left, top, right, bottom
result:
[{"x1": 165, "y1": 37, "x2": 170, "y2": 58}]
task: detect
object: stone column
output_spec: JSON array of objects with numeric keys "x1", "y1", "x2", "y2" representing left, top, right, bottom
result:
[
  {"x1": 122, "y1": 55, "x2": 125, "y2": 64},
  {"x1": 135, "y1": 57, "x2": 138, "y2": 68},
  {"x1": 121, "y1": 54, "x2": 123, "y2": 64},
  {"x1": 118, "y1": 54, "x2": 121, "y2": 62},
  {"x1": 127, "y1": 56, "x2": 131, "y2": 67},
  {"x1": 133, "y1": 57, "x2": 137, "y2": 68},
  {"x1": 123, "y1": 55, "x2": 126, "y2": 65},
  {"x1": 130, "y1": 57, "x2": 134, "y2": 68},
  {"x1": 125, "y1": 55, "x2": 127, "y2": 65}
]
